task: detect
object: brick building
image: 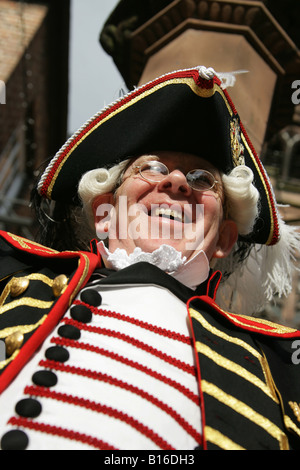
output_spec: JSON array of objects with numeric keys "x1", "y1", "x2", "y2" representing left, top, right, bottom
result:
[{"x1": 0, "y1": 0, "x2": 70, "y2": 238}]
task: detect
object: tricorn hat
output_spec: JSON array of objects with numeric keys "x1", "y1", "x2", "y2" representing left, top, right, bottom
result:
[{"x1": 38, "y1": 66, "x2": 278, "y2": 246}]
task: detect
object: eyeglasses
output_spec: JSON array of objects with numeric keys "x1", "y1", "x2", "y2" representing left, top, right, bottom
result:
[{"x1": 132, "y1": 161, "x2": 219, "y2": 192}]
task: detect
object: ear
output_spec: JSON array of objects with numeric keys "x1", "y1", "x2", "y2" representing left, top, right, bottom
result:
[
  {"x1": 212, "y1": 219, "x2": 238, "y2": 259},
  {"x1": 92, "y1": 192, "x2": 115, "y2": 238}
]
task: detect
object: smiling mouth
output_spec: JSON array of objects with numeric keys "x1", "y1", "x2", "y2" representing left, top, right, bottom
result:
[
  {"x1": 135, "y1": 202, "x2": 193, "y2": 224},
  {"x1": 152, "y1": 207, "x2": 183, "y2": 222}
]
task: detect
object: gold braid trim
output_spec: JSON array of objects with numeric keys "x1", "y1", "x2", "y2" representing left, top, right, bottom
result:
[
  {"x1": 202, "y1": 381, "x2": 289, "y2": 450},
  {"x1": 190, "y1": 308, "x2": 280, "y2": 403},
  {"x1": 196, "y1": 342, "x2": 278, "y2": 403},
  {"x1": 8, "y1": 233, "x2": 59, "y2": 253},
  {"x1": 0, "y1": 298, "x2": 53, "y2": 316},
  {"x1": 191, "y1": 305, "x2": 297, "y2": 336},
  {"x1": 68, "y1": 254, "x2": 90, "y2": 306},
  {"x1": 284, "y1": 415, "x2": 300, "y2": 438},
  {"x1": 0, "y1": 349, "x2": 20, "y2": 371},
  {"x1": 0, "y1": 315, "x2": 48, "y2": 340},
  {"x1": 0, "y1": 273, "x2": 60, "y2": 307},
  {"x1": 204, "y1": 426, "x2": 245, "y2": 450},
  {"x1": 190, "y1": 308, "x2": 262, "y2": 357}
]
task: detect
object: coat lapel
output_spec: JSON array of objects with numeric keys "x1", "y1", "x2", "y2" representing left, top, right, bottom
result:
[
  {"x1": 188, "y1": 295, "x2": 300, "y2": 449},
  {"x1": 0, "y1": 231, "x2": 100, "y2": 394}
]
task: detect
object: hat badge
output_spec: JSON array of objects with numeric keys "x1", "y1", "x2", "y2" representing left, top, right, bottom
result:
[{"x1": 230, "y1": 117, "x2": 245, "y2": 166}]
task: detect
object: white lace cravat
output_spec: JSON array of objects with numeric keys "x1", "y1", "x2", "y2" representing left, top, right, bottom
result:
[{"x1": 97, "y1": 242, "x2": 210, "y2": 290}]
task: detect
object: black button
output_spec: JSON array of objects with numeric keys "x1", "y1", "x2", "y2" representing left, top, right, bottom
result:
[
  {"x1": 80, "y1": 288, "x2": 102, "y2": 307},
  {"x1": 45, "y1": 346, "x2": 69, "y2": 363},
  {"x1": 15, "y1": 398, "x2": 42, "y2": 418},
  {"x1": 70, "y1": 304, "x2": 92, "y2": 324},
  {"x1": 32, "y1": 370, "x2": 58, "y2": 388},
  {"x1": 58, "y1": 324, "x2": 81, "y2": 340},
  {"x1": 1, "y1": 429, "x2": 29, "y2": 450}
]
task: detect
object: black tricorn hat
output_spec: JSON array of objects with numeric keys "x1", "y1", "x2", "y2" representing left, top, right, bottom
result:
[{"x1": 37, "y1": 66, "x2": 279, "y2": 246}]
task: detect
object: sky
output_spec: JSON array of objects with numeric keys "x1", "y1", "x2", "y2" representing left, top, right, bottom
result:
[{"x1": 68, "y1": 0, "x2": 124, "y2": 135}]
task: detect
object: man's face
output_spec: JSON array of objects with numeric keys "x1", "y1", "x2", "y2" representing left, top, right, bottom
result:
[{"x1": 95, "y1": 151, "x2": 237, "y2": 262}]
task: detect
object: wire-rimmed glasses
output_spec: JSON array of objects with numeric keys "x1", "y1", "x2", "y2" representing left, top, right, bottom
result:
[{"x1": 132, "y1": 160, "x2": 219, "y2": 192}]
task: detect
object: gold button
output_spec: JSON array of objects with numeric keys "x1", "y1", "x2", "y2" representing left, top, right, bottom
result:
[
  {"x1": 52, "y1": 275, "x2": 68, "y2": 297},
  {"x1": 5, "y1": 331, "x2": 24, "y2": 357},
  {"x1": 10, "y1": 277, "x2": 30, "y2": 297}
]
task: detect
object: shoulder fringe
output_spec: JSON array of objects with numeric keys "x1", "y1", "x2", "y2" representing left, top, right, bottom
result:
[{"x1": 215, "y1": 215, "x2": 300, "y2": 316}]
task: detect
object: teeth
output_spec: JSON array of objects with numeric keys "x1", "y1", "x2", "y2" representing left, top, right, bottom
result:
[{"x1": 154, "y1": 207, "x2": 182, "y2": 222}]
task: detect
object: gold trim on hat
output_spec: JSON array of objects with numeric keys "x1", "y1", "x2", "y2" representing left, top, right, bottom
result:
[{"x1": 241, "y1": 134, "x2": 275, "y2": 245}]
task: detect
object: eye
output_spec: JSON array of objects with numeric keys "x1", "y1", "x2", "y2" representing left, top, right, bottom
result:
[
  {"x1": 186, "y1": 169, "x2": 216, "y2": 191},
  {"x1": 139, "y1": 161, "x2": 169, "y2": 181}
]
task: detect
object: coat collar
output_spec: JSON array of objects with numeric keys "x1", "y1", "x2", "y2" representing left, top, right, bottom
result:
[
  {"x1": 0, "y1": 237, "x2": 32, "y2": 282},
  {"x1": 94, "y1": 261, "x2": 221, "y2": 304}
]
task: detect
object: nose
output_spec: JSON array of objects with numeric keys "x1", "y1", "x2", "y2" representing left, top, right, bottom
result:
[{"x1": 157, "y1": 170, "x2": 192, "y2": 195}]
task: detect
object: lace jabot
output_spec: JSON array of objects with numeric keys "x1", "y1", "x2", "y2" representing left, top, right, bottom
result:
[{"x1": 97, "y1": 242, "x2": 210, "y2": 290}]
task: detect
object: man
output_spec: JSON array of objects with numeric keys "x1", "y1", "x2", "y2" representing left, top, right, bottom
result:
[{"x1": 0, "y1": 66, "x2": 299, "y2": 450}]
